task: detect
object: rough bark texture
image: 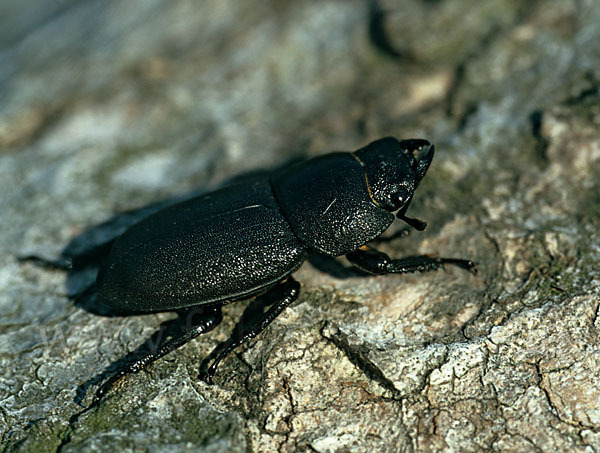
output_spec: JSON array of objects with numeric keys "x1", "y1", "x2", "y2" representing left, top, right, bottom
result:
[{"x1": 1, "y1": 1, "x2": 599, "y2": 452}]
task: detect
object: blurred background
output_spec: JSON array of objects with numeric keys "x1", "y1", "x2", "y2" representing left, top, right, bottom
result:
[{"x1": 1, "y1": 1, "x2": 600, "y2": 451}]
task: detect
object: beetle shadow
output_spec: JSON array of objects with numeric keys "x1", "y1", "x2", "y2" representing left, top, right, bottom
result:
[{"x1": 307, "y1": 253, "x2": 368, "y2": 279}]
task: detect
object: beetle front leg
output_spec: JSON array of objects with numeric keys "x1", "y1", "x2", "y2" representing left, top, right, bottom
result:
[
  {"x1": 199, "y1": 277, "x2": 300, "y2": 384},
  {"x1": 346, "y1": 246, "x2": 476, "y2": 275}
]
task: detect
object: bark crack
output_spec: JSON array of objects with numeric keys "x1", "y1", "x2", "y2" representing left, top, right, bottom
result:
[{"x1": 320, "y1": 322, "x2": 402, "y2": 399}]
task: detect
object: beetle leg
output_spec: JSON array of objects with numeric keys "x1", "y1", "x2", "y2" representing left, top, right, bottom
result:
[
  {"x1": 18, "y1": 237, "x2": 119, "y2": 271},
  {"x1": 346, "y1": 246, "x2": 477, "y2": 275},
  {"x1": 91, "y1": 306, "x2": 223, "y2": 407},
  {"x1": 370, "y1": 227, "x2": 411, "y2": 244},
  {"x1": 199, "y1": 277, "x2": 300, "y2": 384},
  {"x1": 17, "y1": 254, "x2": 73, "y2": 270}
]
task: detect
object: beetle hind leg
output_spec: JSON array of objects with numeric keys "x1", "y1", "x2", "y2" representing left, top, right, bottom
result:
[
  {"x1": 17, "y1": 254, "x2": 73, "y2": 270},
  {"x1": 199, "y1": 277, "x2": 300, "y2": 384},
  {"x1": 90, "y1": 305, "x2": 223, "y2": 408},
  {"x1": 346, "y1": 245, "x2": 476, "y2": 275}
]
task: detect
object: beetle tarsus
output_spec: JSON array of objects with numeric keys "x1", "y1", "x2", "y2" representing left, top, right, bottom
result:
[
  {"x1": 440, "y1": 258, "x2": 478, "y2": 274},
  {"x1": 93, "y1": 372, "x2": 126, "y2": 406}
]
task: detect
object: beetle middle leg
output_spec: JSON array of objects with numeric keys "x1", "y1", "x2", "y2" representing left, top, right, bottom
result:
[
  {"x1": 91, "y1": 305, "x2": 223, "y2": 407},
  {"x1": 199, "y1": 277, "x2": 300, "y2": 384},
  {"x1": 346, "y1": 245, "x2": 476, "y2": 275}
]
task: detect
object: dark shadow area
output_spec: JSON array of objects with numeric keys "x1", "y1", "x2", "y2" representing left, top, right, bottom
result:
[
  {"x1": 368, "y1": 0, "x2": 414, "y2": 61},
  {"x1": 529, "y1": 109, "x2": 549, "y2": 166},
  {"x1": 307, "y1": 253, "x2": 368, "y2": 279},
  {"x1": 307, "y1": 227, "x2": 412, "y2": 278}
]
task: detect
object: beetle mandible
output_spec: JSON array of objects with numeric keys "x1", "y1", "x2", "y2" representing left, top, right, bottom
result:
[{"x1": 28, "y1": 137, "x2": 476, "y2": 404}]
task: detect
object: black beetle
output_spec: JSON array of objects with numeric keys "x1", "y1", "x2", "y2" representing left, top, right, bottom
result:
[{"x1": 25, "y1": 137, "x2": 475, "y2": 404}]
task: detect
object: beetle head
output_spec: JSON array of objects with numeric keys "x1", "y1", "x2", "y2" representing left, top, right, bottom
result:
[{"x1": 354, "y1": 137, "x2": 434, "y2": 213}]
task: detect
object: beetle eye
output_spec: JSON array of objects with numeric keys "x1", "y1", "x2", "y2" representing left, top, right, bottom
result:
[{"x1": 391, "y1": 189, "x2": 410, "y2": 209}]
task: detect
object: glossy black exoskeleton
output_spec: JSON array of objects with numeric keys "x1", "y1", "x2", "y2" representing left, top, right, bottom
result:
[{"x1": 23, "y1": 137, "x2": 475, "y2": 405}]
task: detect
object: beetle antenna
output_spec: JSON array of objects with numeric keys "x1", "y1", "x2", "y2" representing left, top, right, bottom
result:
[
  {"x1": 394, "y1": 195, "x2": 427, "y2": 231},
  {"x1": 396, "y1": 213, "x2": 427, "y2": 231}
]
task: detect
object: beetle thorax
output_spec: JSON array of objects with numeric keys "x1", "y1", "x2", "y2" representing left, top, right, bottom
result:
[{"x1": 273, "y1": 153, "x2": 395, "y2": 256}]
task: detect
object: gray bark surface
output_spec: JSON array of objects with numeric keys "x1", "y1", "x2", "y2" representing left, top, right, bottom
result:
[{"x1": 1, "y1": 1, "x2": 599, "y2": 451}]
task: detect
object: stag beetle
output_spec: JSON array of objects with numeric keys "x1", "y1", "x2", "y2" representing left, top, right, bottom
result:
[{"x1": 23, "y1": 137, "x2": 476, "y2": 405}]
